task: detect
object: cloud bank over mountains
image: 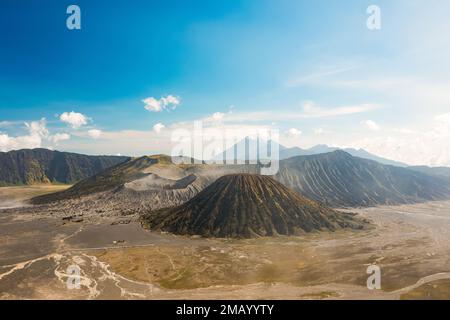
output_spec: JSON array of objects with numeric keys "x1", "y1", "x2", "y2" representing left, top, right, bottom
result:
[{"x1": 2, "y1": 99, "x2": 450, "y2": 167}]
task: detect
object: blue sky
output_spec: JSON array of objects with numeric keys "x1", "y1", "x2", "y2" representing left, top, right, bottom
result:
[{"x1": 1, "y1": 0, "x2": 450, "y2": 166}]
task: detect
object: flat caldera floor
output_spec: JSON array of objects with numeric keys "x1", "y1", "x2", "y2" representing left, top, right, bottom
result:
[
  {"x1": 0, "y1": 185, "x2": 70, "y2": 209},
  {"x1": 1, "y1": 186, "x2": 450, "y2": 300}
]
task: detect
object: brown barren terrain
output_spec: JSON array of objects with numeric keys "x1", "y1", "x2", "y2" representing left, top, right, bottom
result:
[{"x1": 1, "y1": 187, "x2": 450, "y2": 299}]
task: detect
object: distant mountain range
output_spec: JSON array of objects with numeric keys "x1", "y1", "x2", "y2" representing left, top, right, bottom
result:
[
  {"x1": 4, "y1": 144, "x2": 447, "y2": 189},
  {"x1": 0, "y1": 149, "x2": 130, "y2": 186},
  {"x1": 31, "y1": 150, "x2": 450, "y2": 209},
  {"x1": 142, "y1": 174, "x2": 367, "y2": 238},
  {"x1": 279, "y1": 144, "x2": 408, "y2": 167},
  {"x1": 408, "y1": 166, "x2": 450, "y2": 180},
  {"x1": 276, "y1": 151, "x2": 450, "y2": 207},
  {"x1": 216, "y1": 138, "x2": 408, "y2": 167}
]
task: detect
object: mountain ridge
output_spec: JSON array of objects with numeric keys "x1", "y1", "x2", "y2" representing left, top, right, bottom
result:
[
  {"x1": 29, "y1": 150, "x2": 450, "y2": 209},
  {"x1": 215, "y1": 138, "x2": 408, "y2": 167},
  {"x1": 0, "y1": 148, "x2": 130, "y2": 186},
  {"x1": 276, "y1": 150, "x2": 450, "y2": 207}
]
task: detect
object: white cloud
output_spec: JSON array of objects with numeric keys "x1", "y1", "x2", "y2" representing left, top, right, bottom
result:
[
  {"x1": 203, "y1": 112, "x2": 226, "y2": 123},
  {"x1": 345, "y1": 114, "x2": 450, "y2": 166},
  {"x1": 143, "y1": 95, "x2": 180, "y2": 112},
  {"x1": 301, "y1": 102, "x2": 378, "y2": 119},
  {"x1": 63, "y1": 120, "x2": 274, "y2": 158},
  {"x1": 142, "y1": 97, "x2": 163, "y2": 112},
  {"x1": 50, "y1": 133, "x2": 70, "y2": 144},
  {"x1": 160, "y1": 95, "x2": 180, "y2": 109},
  {"x1": 393, "y1": 128, "x2": 416, "y2": 135},
  {"x1": 314, "y1": 128, "x2": 331, "y2": 135},
  {"x1": 0, "y1": 118, "x2": 48, "y2": 152},
  {"x1": 153, "y1": 123, "x2": 165, "y2": 134},
  {"x1": 222, "y1": 102, "x2": 379, "y2": 123},
  {"x1": 60, "y1": 111, "x2": 89, "y2": 129},
  {"x1": 286, "y1": 65, "x2": 357, "y2": 87},
  {"x1": 87, "y1": 129, "x2": 102, "y2": 139},
  {"x1": 26, "y1": 118, "x2": 49, "y2": 138},
  {"x1": 334, "y1": 77, "x2": 450, "y2": 108},
  {"x1": 435, "y1": 113, "x2": 450, "y2": 121},
  {"x1": 0, "y1": 121, "x2": 18, "y2": 128},
  {"x1": 361, "y1": 120, "x2": 380, "y2": 131},
  {"x1": 299, "y1": 70, "x2": 450, "y2": 115},
  {"x1": 38, "y1": 108, "x2": 449, "y2": 166},
  {"x1": 0, "y1": 134, "x2": 11, "y2": 150},
  {"x1": 212, "y1": 112, "x2": 225, "y2": 121},
  {"x1": 287, "y1": 128, "x2": 302, "y2": 137}
]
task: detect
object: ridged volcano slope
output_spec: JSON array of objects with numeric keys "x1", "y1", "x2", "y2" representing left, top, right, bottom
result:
[
  {"x1": 142, "y1": 174, "x2": 367, "y2": 238},
  {"x1": 276, "y1": 151, "x2": 450, "y2": 207}
]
